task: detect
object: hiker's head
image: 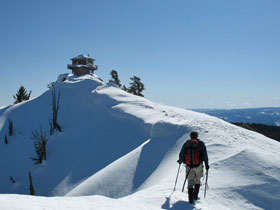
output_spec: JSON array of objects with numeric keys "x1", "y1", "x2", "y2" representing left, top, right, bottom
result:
[{"x1": 190, "y1": 131, "x2": 198, "y2": 139}]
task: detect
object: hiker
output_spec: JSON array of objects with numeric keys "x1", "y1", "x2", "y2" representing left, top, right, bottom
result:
[{"x1": 177, "y1": 131, "x2": 209, "y2": 204}]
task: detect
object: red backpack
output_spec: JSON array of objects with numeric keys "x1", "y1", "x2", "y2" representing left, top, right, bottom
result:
[{"x1": 185, "y1": 139, "x2": 200, "y2": 167}]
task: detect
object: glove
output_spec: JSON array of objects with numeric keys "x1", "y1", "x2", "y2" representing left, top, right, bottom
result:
[
  {"x1": 177, "y1": 160, "x2": 182, "y2": 164},
  {"x1": 205, "y1": 164, "x2": 210, "y2": 170}
]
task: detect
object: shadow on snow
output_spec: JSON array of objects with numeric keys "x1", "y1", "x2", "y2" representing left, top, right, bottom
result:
[{"x1": 161, "y1": 197, "x2": 194, "y2": 210}]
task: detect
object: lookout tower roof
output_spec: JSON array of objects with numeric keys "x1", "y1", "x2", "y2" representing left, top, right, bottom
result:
[{"x1": 71, "y1": 54, "x2": 95, "y2": 61}]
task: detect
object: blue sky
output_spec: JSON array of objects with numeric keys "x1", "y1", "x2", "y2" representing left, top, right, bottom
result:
[{"x1": 0, "y1": 0, "x2": 279, "y2": 109}]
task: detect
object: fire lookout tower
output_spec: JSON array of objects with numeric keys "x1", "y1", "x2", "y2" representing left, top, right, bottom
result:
[{"x1": 67, "y1": 54, "x2": 98, "y2": 76}]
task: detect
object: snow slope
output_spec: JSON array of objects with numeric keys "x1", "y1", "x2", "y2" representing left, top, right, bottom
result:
[{"x1": 0, "y1": 74, "x2": 279, "y2": 210}]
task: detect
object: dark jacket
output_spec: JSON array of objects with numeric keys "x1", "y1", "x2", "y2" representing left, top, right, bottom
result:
[{"x1": 178, "y1": 138, "x2": 208, "y2": 167}]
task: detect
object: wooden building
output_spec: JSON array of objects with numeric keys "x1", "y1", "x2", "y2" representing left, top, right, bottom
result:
[{"x1": 67, "y1": 54, "x2": 98, "y2": 76}]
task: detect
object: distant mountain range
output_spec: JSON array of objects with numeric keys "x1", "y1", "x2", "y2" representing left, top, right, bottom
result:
[{"x1": 192, "y1": 107, "x2": 280, "y2": 126}]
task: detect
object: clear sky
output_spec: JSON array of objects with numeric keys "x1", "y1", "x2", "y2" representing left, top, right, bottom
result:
[{"x1": 1, "y1": 0, "x2": 279, "y2": 109}]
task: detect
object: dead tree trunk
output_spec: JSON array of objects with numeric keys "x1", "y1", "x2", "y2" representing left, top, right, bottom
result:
[
  {"x1": 51, "y1": 88, "x2": 62, "y2": 133},
  {"x1": 29, "y1": 171, "x2": 35, "y2": 195}
]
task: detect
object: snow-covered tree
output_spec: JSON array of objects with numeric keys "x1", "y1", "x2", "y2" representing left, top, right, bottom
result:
[{"x1": 13, "y1": 86, "x2": 31, "y2": 104}]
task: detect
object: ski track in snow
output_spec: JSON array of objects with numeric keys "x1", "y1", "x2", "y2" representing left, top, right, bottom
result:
[{"x1": 0, "y1": 74, "x2": 279, "y2": 210}]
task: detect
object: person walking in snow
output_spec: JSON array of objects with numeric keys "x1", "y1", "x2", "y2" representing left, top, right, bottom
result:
[{"x1": 177, "y1": 131, "x2": 209, "y2": 204}]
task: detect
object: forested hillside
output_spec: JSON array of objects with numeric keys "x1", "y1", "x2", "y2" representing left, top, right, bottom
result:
[{"x1": 232, "y1": 122, "x2": 280, "y2": 142}]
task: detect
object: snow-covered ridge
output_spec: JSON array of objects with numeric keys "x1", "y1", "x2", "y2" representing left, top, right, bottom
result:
[{"x1": 0, "y1": 74, "x2": 279, "y2": 210}]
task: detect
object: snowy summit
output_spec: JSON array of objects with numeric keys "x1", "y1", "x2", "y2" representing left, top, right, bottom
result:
[{"x1": 0, "y1": 73, "x2": 279, "y2": 210}]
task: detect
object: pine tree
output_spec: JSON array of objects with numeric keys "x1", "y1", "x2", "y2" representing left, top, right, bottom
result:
[
  {"x1": 127, "y1": 76, "x2": 145, "y2": 97},
  {"x1": 29, "y1": 171, "x2": 35, "y2": 195},
  {"x1": 8, "y1": 118, "x2": 13, "y2": 136},
  {"x1": 122, "y1": 85, "x2": 128, "y2": 91},
  {"x1": 13, "y1": 86, "x2": 32, "y2": 104},
  {"x1": 5, "y1": 134, "x2": 8, "y2": 144},
  {"x1": 109, "y1": 70, "x2": 122, "y2": 88}
]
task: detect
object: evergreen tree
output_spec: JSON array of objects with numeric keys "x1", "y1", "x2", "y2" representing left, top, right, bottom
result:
[
  {"x1": 8, "y1": 118, "x2": 13, "y2": 136},
  {"x1": 5, "y1": 134, "x2": 8, "y2": 144},
  {"x1": 109, "y1": 70, "x2": 122, "y2": 88},
  {"x1": 13, "y1": 86, "x2": 32, "y2": 104},
  {"x1": 122, "y1": 85, "x2": 128, "y2": 92},
  {"x1": 127, "y1": 76, "x2": 145, "y2": 97},
  {"x1": 29, "y1": 171, "x2": 35, "y2": 195}
]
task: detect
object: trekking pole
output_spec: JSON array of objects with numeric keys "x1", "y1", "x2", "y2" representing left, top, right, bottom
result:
[
  {"x1": 204, "y1": 170, "x2": 209, "y2": 198},
  {"x1": 173, "y1": 163, "x2": 181, "y2": 191},
  {"x1": 182, "y1": 167, "x2": 191, "y2": 192}
]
